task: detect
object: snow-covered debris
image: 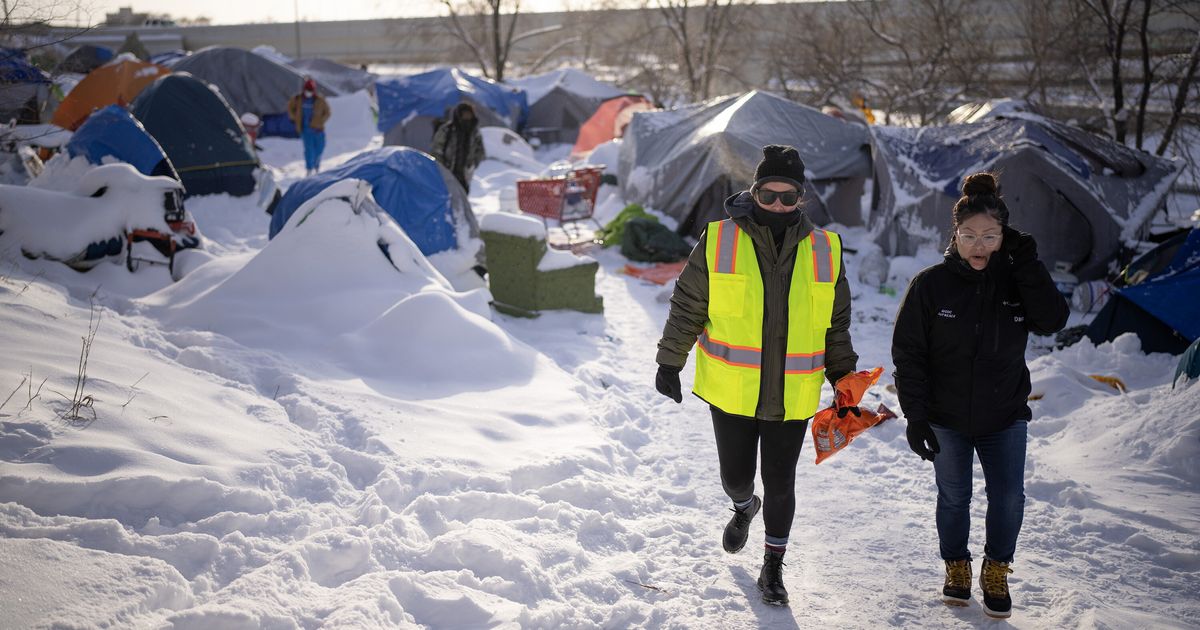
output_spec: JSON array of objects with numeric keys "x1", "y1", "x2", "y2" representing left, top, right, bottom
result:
[{"x1": 480, "y1": 210, "x2": 546, "y2": 239}]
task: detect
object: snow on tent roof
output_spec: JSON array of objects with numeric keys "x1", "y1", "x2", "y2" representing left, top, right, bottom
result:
[
  {"x1": 508, "y1": 68, "x2": 622, "y2": 145},
  {"x1": 376, "y1": 67, "x2": 529, "y2": 135},
  {"x1": 171, "y1": 46, "x2": 332, "y2": 116},
  {"x1": 869, "y1": 114, "x2": 1183, "y2": 279},
  {"x1": 268, "y1": 146, "x2": 478, "y2": 257},
  {"x1": 288, "y1": 58, "x2": 376, "y2": 96},
  {"x1": 508, "y1": 68, "x2": 621, "y2": 104},
  {"x1": 66, "y1": 104, "x2": 177, "y2": 180},
  {"x1": 50, "y1": 57, "x2": 169, "y2": 130},
  {"x1": 130, "y1": 72, "x2": 258, "y2": 198},
  {"x1": 618, "y1": 90, "x2": 872, "y2": 236}
]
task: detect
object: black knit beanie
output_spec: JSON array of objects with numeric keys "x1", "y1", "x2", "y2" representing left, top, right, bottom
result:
[{"x1": 753, "y1": 144, "x2": 806, "y2": 190}]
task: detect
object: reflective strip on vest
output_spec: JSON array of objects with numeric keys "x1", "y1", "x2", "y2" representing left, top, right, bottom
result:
[
  {"x1": 784, "y1": 351, "x2": 825, "y2": 374},
  {"x1": 714, "y1": 221, "x2": 740, "y2": 274},
  {"x1": 811, "y1": 228, "x2": 834, "y2": 282},
  {"x1": 699, "y1": 330, "x2": 761, "y2": 369}
]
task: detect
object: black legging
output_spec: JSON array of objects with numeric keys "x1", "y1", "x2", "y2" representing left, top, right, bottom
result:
[{"x1": 711, "y1": 406, "x2": 809, "y2": 541}]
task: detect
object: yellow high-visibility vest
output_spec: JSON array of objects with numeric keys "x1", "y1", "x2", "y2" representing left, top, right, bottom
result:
[{"x1": 693, "y1": 219, "x2": 841, "y2": 420}]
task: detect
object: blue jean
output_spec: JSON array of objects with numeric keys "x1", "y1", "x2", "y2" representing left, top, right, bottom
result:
[
  {"x1": 929, "y1": 420, "x2": 1027, "y2": 563},
  {"x1": 302, "y1": 129, "x2": 326, "y2": 171}
]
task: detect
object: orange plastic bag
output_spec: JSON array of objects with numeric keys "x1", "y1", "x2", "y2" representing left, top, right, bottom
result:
[{"x1": 812, "y1": 367, "x2": 896, "y2": 464}]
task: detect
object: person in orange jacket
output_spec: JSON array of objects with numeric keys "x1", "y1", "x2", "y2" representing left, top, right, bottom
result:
[{"x1": 287, "y1": 77, "x2": 331, "y2": 175}]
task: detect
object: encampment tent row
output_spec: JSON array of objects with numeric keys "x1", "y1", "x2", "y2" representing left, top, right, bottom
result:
[{"x1": 377, "y1": 67, "x2": 528, "y2": 153}]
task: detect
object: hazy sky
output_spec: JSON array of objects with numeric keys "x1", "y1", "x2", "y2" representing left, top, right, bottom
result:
[{"x1": 70, "y1": 1, "x2": 585, "y2": 26}]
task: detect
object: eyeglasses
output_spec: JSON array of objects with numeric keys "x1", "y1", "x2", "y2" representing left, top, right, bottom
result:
[
  {"x1": 754, "y1": 188, "x2": 801, "y2": 206},
  {"x1": 956, "y1": 232, "x2": 1002, "y2": 247}
]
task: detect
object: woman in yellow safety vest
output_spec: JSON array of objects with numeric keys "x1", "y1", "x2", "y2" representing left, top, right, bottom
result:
[{"x1": 655, "y1": 145, "x2": 859, "y2": 606}]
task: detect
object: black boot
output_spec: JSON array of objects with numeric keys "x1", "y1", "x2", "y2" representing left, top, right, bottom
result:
[
  {"x1": 757, "y1": 549, "x2": 789, "y2": 605},
  {"x1": 722, "y1": 495, "x2": 761, "y2": 553}
]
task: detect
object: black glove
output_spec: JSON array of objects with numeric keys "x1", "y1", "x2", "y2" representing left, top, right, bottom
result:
[
  {"x1": 1002, "y1": 225, "x2": 1038, "y2": 268},
  {"x1": 655, "y1": 364, "x2": 683, "y2": 403},
  {"x1": 836, "y1": 405, "x2": 862, "y2": 419},
  {"x1": 906, "y1": 418, "x2": 940, "y2": 462}
]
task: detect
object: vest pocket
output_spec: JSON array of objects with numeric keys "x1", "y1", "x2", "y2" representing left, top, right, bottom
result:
[
  {"x1": 710, "y1": 273, "x2": 747, "y2": 318},
  {"x1": 810, "y1": 282, "x2": 835, "y2": 329}
]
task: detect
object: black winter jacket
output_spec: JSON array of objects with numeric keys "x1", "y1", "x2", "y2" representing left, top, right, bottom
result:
[{"x1": 891, "y1": 229, "x2": 1069, "y2": 436}]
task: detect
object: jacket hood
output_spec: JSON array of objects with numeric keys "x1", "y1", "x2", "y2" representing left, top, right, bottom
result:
[{"x1": 724, "y1": 190, "x2": 815, "y2": 240}]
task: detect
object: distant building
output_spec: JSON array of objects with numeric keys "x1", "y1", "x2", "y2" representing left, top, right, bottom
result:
[{"x1": 105, "y1": 7, "x2": 176, "y2": 27}]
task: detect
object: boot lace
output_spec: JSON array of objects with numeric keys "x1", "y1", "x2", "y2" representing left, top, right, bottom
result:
[
  {"x1": 982, "y1": 560, "x2": 1012, "y2": 597},
  {"x1": 945, "y1": 561, "x2": 971, "y2": 588}
]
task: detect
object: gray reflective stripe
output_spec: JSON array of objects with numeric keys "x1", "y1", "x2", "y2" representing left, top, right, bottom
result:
[
  {"x1": 698, "y1": 330, "x2": 761, "y2": 368},
  {"x1": 784, "y1": 352, "x2": 825, "y2": 374},
  {"x1": 811, "y1": 229, "x2": 833, "y2": 282},
  {"x1": 714, "y1": 221, "x2": 739, "y2": 274}
]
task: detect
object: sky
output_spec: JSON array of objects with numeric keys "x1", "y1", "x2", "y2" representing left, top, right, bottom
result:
[{"x1": 70, "y1": 0, "x2": 590, "y2": 26}]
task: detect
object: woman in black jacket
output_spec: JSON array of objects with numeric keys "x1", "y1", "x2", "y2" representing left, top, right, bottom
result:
[{"x1": 891, "y1": 172, "x2": 1069, "y2": 620}]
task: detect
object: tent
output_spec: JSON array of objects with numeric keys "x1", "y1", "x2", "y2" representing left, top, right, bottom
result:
[
  {"x1": 618, "y1": 90, "x2": 872, "y2": 237},
  {"x1": 131, "y1": 73, "x2": 259, "y2": 198},
  {"x1": 58, "y1": 45, "x2": 114, "y2": 74},
  {"x1": 149, "y1": 50, "x2": 188, "y2": 66},
  {"x1": 508, "y1": 68, "x2": 622, "y2": 146},
  {"x1": 288, "y1": 58, "x2": 376, "y2": 95},
  {"x1": 65, "y1": 104, "x2": 177, "y2": 179},
  {"x1": 572, "y1": 95, "x2": 653, "y2": 157},
  {"x1": 0, "y1": 48, "x2": 52, "y2": 124},
  {"x1": 51, "y1": 56, "x2": 169, "y2": 130},
  {"x1": 172, "y1": 46, "x2": 331, "y2": 138},
  {"x1": 1086, "y1": 227, "x2": 1200, "y2": 355},
  {"x1": 268, "y1": 146, "x2": 478, "y2": 257},
  {"x1": 377, "y1": 67, "x2": 528, "y2": 153},
  {"x1": 870, "y1": 114, "x2": 1184, "y2": 280}
]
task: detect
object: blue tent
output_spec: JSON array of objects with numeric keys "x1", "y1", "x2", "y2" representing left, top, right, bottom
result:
[
  {"x1": 66, "y1": 105, "x2": 178, "y2": 180},
  {"x1": 1087, "y1": 228, "x2": 1200, "y2": 354},
  {"x1": 268, "y1": 146, "x2": 477, "y2": 257},
  {"x1": 1, "y1": 48, "x2": 51, "y2": 124},
  {"x1": 377, "y1": 67, "x2": 528, "y2": 152},
  {"x1": 131, "y1": 73, "x2": 259, "y2": 198}
]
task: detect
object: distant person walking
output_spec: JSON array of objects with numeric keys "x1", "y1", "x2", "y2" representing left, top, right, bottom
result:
[
  {"x1": 655, "y1": 145, "x2": 859, "y2": 606},
  {"x1": 892, "y1": 172, "x2": 1069, "y2": 619},
  {"x1": 431, "y1": 102, "x2": 485, "y2": 193},
  {"x1": 288, "y1": 76, "x2": 330, "y2": 176}
]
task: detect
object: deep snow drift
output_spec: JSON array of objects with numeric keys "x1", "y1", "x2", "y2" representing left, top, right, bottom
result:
[{"x1": 1, "y1": 93, "x2": 1198, "y2": 629}]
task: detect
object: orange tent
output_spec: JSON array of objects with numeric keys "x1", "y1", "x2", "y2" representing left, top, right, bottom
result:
[
  {"x1": 571, "y1": 95, "x2": 654, "y2": 157},
  {"x1": 51, "y1": 58, "x2": 169, "y2": 131}
]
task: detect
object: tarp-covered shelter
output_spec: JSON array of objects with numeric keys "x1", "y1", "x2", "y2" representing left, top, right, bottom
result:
[
  {"x1": 508, "y1": 68, "x2": 622, "y2": 146},
  {"x1": 870, "y1": 114, "x2": 1184, "y2": 280},
  {"x1": 288, "y1": 58, "x2": 376, "y2": 95},
  {"x1": 572, "y1": 95, "x2": 653, "y2": 157},
  {"x1": 0, "y1": 48, "x2": 52, "y2": 124},
  {"x1": 51, "y1": 56, "x2": 169, "y2": 130},
  {"x1": 1086, "y1": 227, "x2": 1200, "y2": 355},
  {"x1": 66, "y1": 104, "x2": 177, "y2": 179},
  {"x1": 268, "y1": 146, "x2": 478, "y2": 257},
  {"x1": 172, "y1": 46, "x2": 331, "y2": 138},
  {"x1": 618, "y1": 90, "x2": 872, "y2": 237},
  {"x1": 131, "y1": 73, "x2": 259, "y2": 198},
  {"x1": 58, "y1": 45, "x2": 114, "y2": 74},
  {"x1": 377, "y1": 67, "x2": 528, "y2": 153}
]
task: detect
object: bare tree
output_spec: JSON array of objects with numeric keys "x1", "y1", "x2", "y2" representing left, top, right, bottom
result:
[
  {"x1": 653, "y1": 0, "x2": 750, "y2": 101},
  {"x1": 439, "y1": 0, "x2": 563, "y2": 81},
  {"x1": 768, "y1": 2, "x2": 870, "y2": 105}
]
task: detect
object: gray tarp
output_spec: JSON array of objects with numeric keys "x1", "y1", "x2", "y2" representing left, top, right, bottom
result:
[
  {"x1": 870, "y1": 113, "x2": 1184, "y2": 280},
  {"x1": 172, "y1": 46, "x2": 332, "y2": 116},
  {"x1": 509, "y1": 68, "x2": 622, "y2": 146},
  {"x1": 288, "y1": 58, "x2": 376, "y2": 96},
  {"x1": 618, "y1": 90, "x2": 872, "y2": 237}
]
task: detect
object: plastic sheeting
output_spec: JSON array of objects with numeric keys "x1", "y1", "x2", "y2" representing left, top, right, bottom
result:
[
  {"x1": 172, "y1": 46, "x2": 331, "y2": 118},
  {"x1": 288, "y1": 58, "x2": 376, "y2": 96},
  {"x1": 66, "y1": 105, "x2": 177, "y2": 179},
  {"x1": 618, "y1": 90, "x2": 872, "y2": 236},
  {"x1": 131, "y1": 73, "x2": 258, "y2": 198},
  {"x1": 377, "y1": 67, "x2": 528, "y2": 137},
  {"x1": 268, "y1": 146, "x2": 477, "y2": 257},
  {"x1": 1115, "y1": 228, "x2": 1200, "y2": 345},
  {"x1": 870, "y1": 114, "x2": 1184, "y2": 280}
]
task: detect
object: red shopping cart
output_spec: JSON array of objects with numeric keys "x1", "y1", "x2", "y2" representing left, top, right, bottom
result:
[{"x1": 516, "y1": 166, "x2": 605, "y2": 248}]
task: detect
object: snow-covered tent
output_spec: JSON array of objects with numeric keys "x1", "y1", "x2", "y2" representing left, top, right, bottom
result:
[
  {"x1": 51, "y1": 55, "x2": 169, "y2": 130},
  {"x1": 269, "y1": 146, "x2": 478, "y2": 258},
  {"x1": 508, "y1": 68, "x2": 622, "y2": 146},
  {"x1": 377, "y1": 67, "x2": 528, "y2": 153},
  {"x1": 57, "y1": 45, "x2": 114, "y2": 74},
  {"x1": 288, "y1": 58, "x2": 376, "y2": 96},
  {"x1": 618, "y1": 90, "x2": 873, "y2": 237},
  {"x1": 870, "y1": 115, "x2": 1183, "y2": 280},
  {"x1": 131, "y1": 73, "x2": 259, "y2": 198},
  {"x1": 0, "y1": 48, "x2": 52, "y2": 124},
  {"x1": 66, "y1": 104, "x2": 177, "y2": 180},
  {"x1": 171, "y1": 46, "x2": 332, "y2": 138}
]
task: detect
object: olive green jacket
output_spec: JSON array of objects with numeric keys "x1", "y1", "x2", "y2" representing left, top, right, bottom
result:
[{"x1": 655, "y1": 192, "x2": 858, "y2": 421}]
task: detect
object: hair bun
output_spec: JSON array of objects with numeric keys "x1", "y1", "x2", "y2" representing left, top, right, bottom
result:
[{"x1": 961, "y1": 172, "x2": 998, "y2": 197}]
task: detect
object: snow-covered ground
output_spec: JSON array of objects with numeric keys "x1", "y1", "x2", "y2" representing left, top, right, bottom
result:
[{"x1": 1, "y1": 93, "x2": 1199, "y2": 629}]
